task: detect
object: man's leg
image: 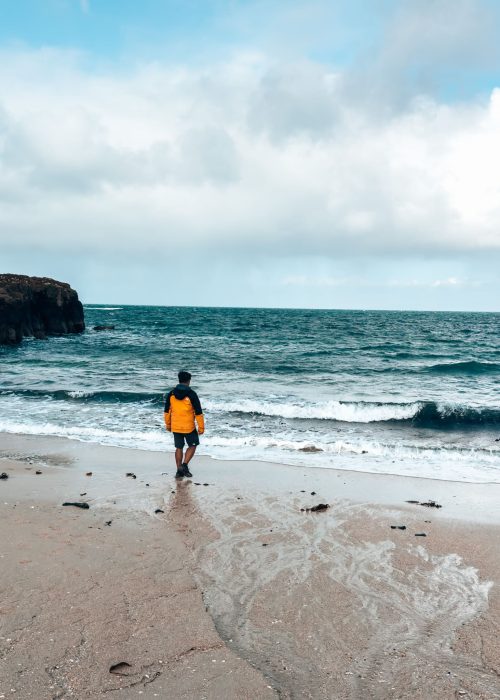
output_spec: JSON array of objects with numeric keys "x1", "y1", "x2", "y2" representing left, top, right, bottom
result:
[
  {"x1": 183, "y1": 445, "x2": 197, "y2": 465},
  {"x1": 175, "y1": 448, "x2": 184, "y2": 470}
]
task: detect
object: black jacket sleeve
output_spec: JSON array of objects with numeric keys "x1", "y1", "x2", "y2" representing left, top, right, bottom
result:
[{"x1": 188, "y1": 389, "x2": 203, "y2": 415}]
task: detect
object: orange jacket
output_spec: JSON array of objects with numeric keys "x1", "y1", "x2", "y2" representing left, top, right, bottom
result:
[{"x1": 164, "y1": 384, "x2": 205, "y2": 434}]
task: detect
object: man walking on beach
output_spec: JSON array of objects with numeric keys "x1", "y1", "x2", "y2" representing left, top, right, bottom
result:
[{"x1": 164, "y1": 371, "x2": 205, "y2": 479}]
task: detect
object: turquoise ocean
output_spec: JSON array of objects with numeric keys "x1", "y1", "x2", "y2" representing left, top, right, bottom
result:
[{"x1": 1, "y1": 306, "x2": 499, "y2": 482}]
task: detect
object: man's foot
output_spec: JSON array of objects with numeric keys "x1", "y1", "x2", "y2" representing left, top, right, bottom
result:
[
  {"x1": 181, "y1": 463, "x2": 193, "y2": 478},
  {"x1": 175, "y1": 469, "x2": 184, "y2": 479}
]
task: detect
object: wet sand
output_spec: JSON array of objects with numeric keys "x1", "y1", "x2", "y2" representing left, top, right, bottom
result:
[
  {"x1": 1, "y1": 433, "x2": 499, "y2": 699},
  {"x1": 0, "y1": 441, "x2": 276, "y2": 699}
]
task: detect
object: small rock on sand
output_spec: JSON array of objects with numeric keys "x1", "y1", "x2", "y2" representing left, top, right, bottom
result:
[
  {"x1": 309, "y1": 503, "x2": 329, "y2": 512},
  {"x1": 1, "y1": 472, "x2": 9, "y2": 480},
  {"x1": 62, "y1": 502, "x2": 90, "y2": 509},
  {"x1": 406, "y1": 499, "x2": 442, "y2": 508}
]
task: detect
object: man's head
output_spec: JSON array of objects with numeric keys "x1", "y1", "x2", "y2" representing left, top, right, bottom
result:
[{"x1": 178, "y1": 370, "x2": 192, "y2": 385}]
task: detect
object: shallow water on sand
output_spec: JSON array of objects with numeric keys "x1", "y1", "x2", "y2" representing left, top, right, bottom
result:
[{"x1": 173, "y1": 475, "x2": 498, "y2": 700}]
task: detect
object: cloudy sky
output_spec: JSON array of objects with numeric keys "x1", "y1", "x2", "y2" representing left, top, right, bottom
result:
[{"x1": 1, "y1": 0, "x2": 499, "y2": 310}]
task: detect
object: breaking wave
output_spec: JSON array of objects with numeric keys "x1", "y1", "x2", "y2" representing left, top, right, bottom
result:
[
  {"x1": 1, "y1": 420, "x2": 498, "y2": 483},
  {"x1": 204, "y1": 398, "x2": 419, "y2": 422},
  {"x1": 0, "y1": 389, "x2": 163, "y2": 405},
  {"x1": 2, "y1": 390, "x2": 499, "y2": 428},
  {"x1": 205, "y1": 399, "x2": 500, "y2": 428}
]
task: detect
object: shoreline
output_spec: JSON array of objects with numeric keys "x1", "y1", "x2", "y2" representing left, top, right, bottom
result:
[
  {"x1": 2, "y1": 430, "x2": 500, "y2": 524},
  {"x1": 3, "y1": 427, "x2": 500, "y2": 487},
  {"x1": 1, "y1": 432, "x2": 499, "y2": 698}
]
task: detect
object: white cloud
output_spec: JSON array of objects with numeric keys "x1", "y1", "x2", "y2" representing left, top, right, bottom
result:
[
  {"x1": 281, "y1": 274, "x2": 481, "y2": 290},
  {"x1": 345, "y1": 0, "x2": 500, "y2": 111},
  {"x1": 388, "y1": 277, "x2": 468, "y2": 288},
  {"x1": 428, "y1": 277, "x2": 482, "y2": 288},
  {"x1": 0, "y1": 47, "x2": 499, "y2": 261}
]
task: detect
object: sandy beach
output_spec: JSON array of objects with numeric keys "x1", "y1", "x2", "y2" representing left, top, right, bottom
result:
[
  {"x1": 1, "y1": 433, "x2": 499, "y2": 699},
  {"x1": 2, "y1": 1, "x2": 500, "y2": 697}
]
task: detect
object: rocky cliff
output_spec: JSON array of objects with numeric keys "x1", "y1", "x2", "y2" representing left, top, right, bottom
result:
[{"x1": 0, "y1": 275, "x2": 85, "y2": 344}]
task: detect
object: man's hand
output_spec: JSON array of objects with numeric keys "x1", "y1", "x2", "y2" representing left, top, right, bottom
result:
[{"x1": 196, "y1": 414, "x2": 205, "y2": 435}]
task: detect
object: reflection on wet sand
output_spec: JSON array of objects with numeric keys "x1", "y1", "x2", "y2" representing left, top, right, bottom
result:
[{"x1": 174, "y1": 484, "x2": 498, "y2": 700}]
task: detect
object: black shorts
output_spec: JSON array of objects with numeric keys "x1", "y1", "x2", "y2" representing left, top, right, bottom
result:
[{"x1": 173, "y1": 430, "x2": 200, "y2": 449}]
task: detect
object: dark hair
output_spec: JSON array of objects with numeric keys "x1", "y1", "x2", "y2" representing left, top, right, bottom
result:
[{"x1": 178, "y1": 370, "x2": 192, "y2": 384}]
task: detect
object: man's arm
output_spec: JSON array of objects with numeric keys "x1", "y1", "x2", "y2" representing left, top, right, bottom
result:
[
  {"x1": 189, "y1": 390, "x2": 205, "y2": 434},
  {"x1": 163, "y1": 392, "x2": 172, "y2": 432}
]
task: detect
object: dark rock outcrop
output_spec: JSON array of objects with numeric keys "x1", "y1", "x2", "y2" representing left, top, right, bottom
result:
[{"x1": 0, "y1": 274, "x2": 85, "y2": 344}]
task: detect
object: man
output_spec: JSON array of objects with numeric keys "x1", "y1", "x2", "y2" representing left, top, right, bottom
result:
[{"x1": 164, "y1": 370, "x2": 205, "y2": 479}]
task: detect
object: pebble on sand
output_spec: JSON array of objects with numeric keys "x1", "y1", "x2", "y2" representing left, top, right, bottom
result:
[{"x1": 302, "y1": 503, "x2": 330, "y2": 513}]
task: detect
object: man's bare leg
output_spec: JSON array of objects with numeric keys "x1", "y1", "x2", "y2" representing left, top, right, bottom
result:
[
  {"x1": 175, "y1": 448, "x2": 183, "y2": 470},
  {"x1": 184, "y1": 445, "x2": 197, "y2": 465}
]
